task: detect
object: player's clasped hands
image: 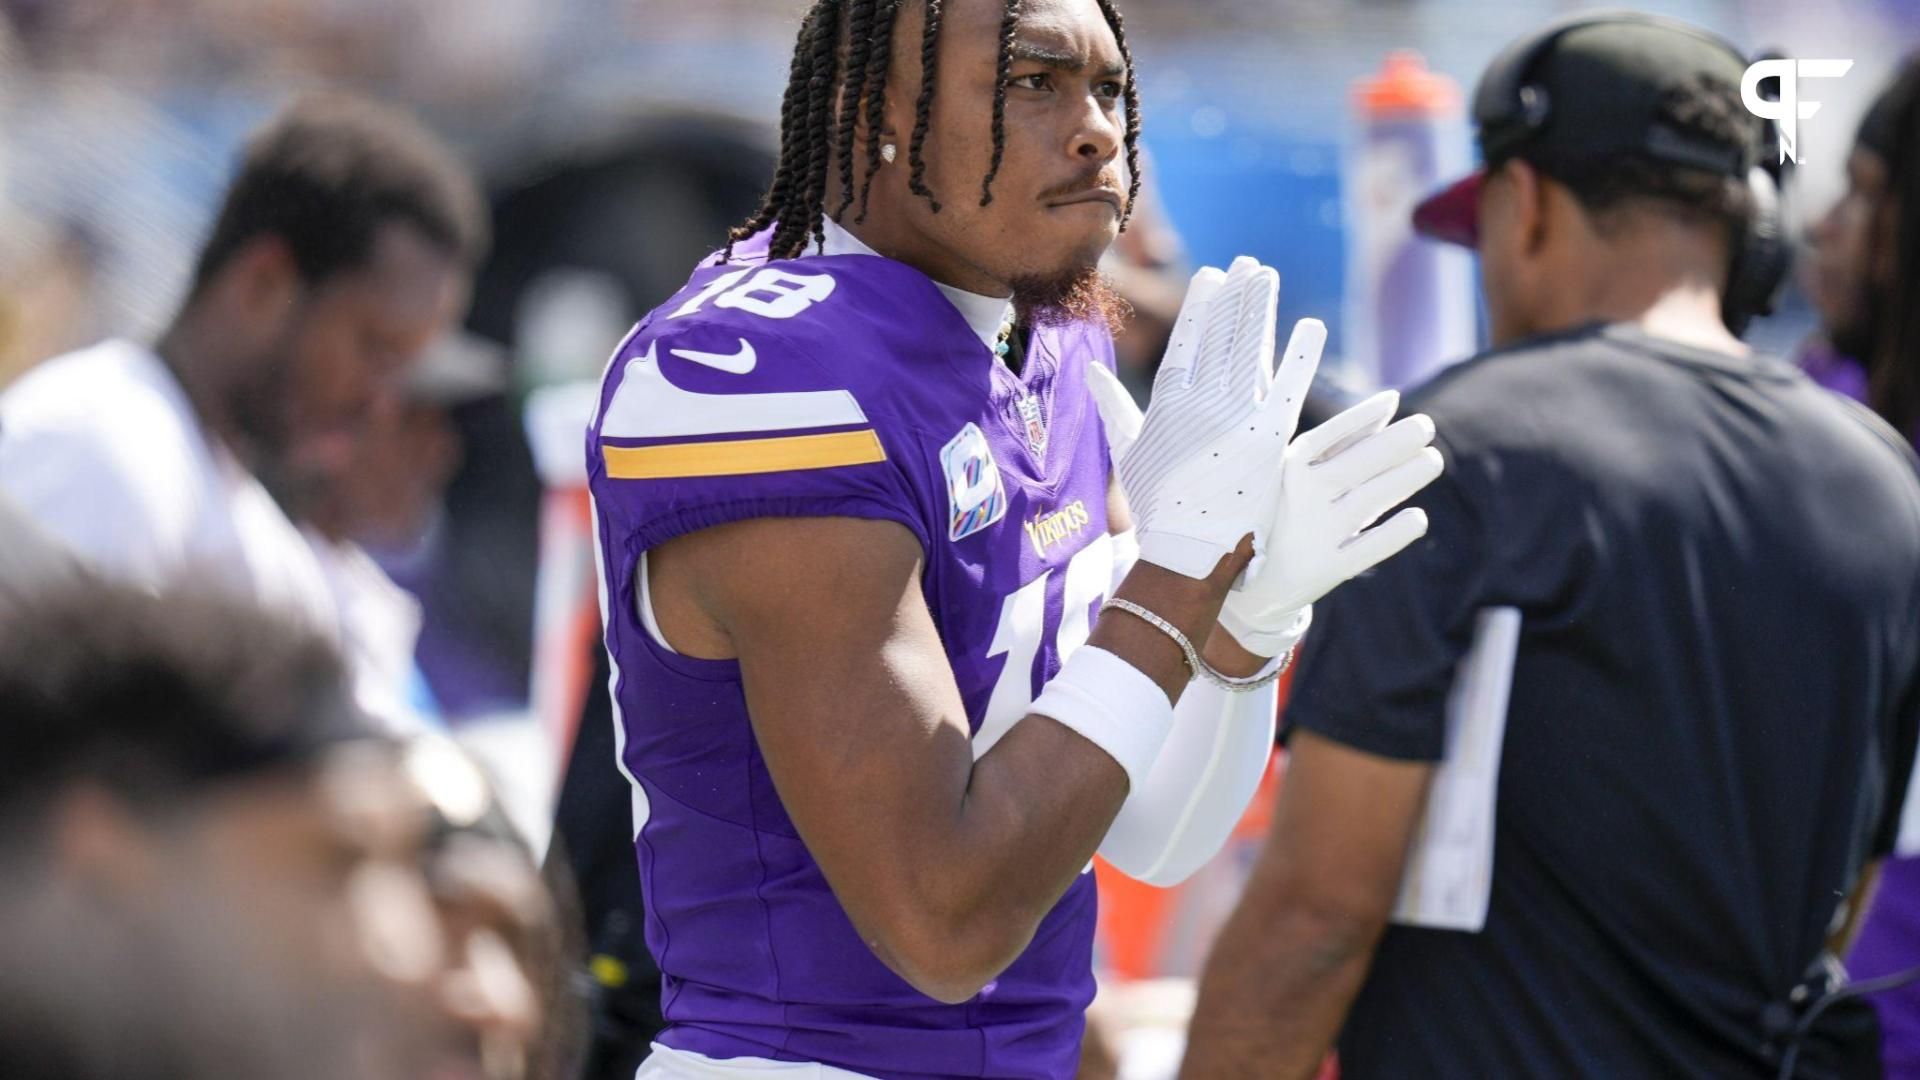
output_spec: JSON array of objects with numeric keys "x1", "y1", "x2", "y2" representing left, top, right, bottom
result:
[
  {"x1": 1089, "y1": 255, "x2": 1444, "y2": 656},
  {"x1": 1094, "y1": 256, "x2": 1293, "y2": 581}
]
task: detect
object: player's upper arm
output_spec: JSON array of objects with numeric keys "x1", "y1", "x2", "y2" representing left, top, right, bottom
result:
[
  {"x1": 656, "y1": 512, "x2": 981, "y2": 985},
  {"x1": 0, "y1": 420, "x2": 187, "y2": 585}
]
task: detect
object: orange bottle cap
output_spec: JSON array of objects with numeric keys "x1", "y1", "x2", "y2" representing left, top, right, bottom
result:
[{"x1": 1354, "y1": 50, "x2": 1462, "y2": 119}]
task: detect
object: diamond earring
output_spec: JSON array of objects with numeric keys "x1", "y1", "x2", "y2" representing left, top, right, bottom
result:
[{"x1": 880, "y1": 143, "x2": 897, "y2": 164}]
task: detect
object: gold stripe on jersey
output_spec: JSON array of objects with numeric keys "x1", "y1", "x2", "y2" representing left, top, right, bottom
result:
[{"x1": 603, "y1": 429, "x2": 886, "y2": 479}]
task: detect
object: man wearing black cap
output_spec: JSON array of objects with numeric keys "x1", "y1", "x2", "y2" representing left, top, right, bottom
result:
[{"x1": 1181, "y1": 14, "x2": 1920, "y2": 1080}]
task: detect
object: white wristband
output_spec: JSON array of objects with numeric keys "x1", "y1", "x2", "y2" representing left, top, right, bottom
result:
[{"x1": 1029, "y1": 645, "x2": 1176, "y2": 793}]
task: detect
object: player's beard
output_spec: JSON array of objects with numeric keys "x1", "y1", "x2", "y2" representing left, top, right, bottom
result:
[{"x1": 1009, "y1": 262, "x2": 1132, "y2": 338}]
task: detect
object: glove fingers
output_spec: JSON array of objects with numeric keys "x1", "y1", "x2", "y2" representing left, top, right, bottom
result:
[
  {"x1": 1309, "y1": 405, "x2": 1392, "y2": 465},
  {"x1": 1156, "y1": 266, "x2": 1227, "y2": 385},
  {"x1": 1235, "y1": 267, "x2": 1281, "y2": 400},
  {"x1": 1086, "y1": 363, "x2": 1145, "y2": 461},
  {"x1": 1264, "y1": 318, "x2": 1325, "y2": 436},
  {"x1": 1313, "y1": 413, "x2": 1436, "y2": 494},
  {"x1": 1126, "y1": 257, "x2": 1284, "y2": 527},
  {"x1": 1199, "y1": 258, "x2": 1264, "y2": 392},
  {"x1": 1337, "y1": 507, "x2": 1431, "y2": 576},
  {"x1": 1293, "y1": 389, "x2": 1399, "y2": 462},
  {"x1": 1335, "y1": 447, "x2": 1444, "y2": 533}
]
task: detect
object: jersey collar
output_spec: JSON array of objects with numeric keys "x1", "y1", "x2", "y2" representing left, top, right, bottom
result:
[{"x1": 817, "y1": 216, "x2": 1015, "y2": 354}]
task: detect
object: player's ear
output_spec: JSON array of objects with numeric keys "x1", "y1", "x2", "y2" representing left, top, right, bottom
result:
[
  {"x1": 834, "y1": 82, "x2": 887, "y2": 147},
  {"x1": 216, "y1": 234, "x2": 303, "y2": 339},
  {"x1": 851, "y1": 95, "x2": 899, "y2": 163}
]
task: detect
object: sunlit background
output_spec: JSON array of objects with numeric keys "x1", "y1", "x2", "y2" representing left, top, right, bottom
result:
[{"x1": 0, "y1": 0, "x2": 1910, "y2": 887}]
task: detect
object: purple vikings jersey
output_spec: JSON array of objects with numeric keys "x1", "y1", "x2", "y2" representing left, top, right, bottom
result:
[{"x1": 587, "y1": 231, "x2": 1119, "y2": 1080}]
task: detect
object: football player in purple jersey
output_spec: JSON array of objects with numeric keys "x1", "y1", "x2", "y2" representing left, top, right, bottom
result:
[{"x1": 585, "y1": 2, "x2": 1443, "y2": 1077}]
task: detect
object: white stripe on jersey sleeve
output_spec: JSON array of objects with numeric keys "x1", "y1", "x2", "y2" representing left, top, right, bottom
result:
[{"x1": 601, "y1": 343, "x2": 868, "y2": 440}]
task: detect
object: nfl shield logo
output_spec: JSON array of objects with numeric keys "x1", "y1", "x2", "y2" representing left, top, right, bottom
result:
[{"x1": 1017, "y1": 394, "x2": 1048, "y2": 458}]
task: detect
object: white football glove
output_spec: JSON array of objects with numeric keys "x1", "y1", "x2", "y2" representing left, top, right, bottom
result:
[
  {"x1": 1090, "y1": 313, "x2": 1445, "y2": 657},
  {"x1": 1109, "y1": 257, "x2": 1310, "y2": 580},
  {"x1": 1217, "y1": 389, "x2": 1443, "y2": 655}
]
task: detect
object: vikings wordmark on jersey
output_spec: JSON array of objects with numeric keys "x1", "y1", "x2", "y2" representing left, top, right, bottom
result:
[{"x1": 587, "y1": 231, "x2": 1120, "y2": 1080}]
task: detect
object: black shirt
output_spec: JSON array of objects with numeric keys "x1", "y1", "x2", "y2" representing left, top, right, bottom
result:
[{"x1": 1287, "y1": 323, "x2": 1920, "y2": 1078}]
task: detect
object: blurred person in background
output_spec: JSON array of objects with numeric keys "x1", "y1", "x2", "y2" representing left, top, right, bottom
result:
[
  {"x1": 1804, "y1": 54, "x2": 1920, "y2": 1080},
  {"x1": 0, "y1": 94, "x2": 486, "y2": 732},
  {"x1": 295, "y1": 331, "x2": 511, "y2": 728},
  {"x1": 1803, "y1": 55, "x2": 1920, "y2": 438},
  {"x1": 0, "y1": 581, "x2": 573, "y2": 1080},
  {"x1": 1183, "y1": 14, "x2": 1920, "y2": 1080},
  {"x1": 0, "y1": 66, "x2": 104, "y2": 393}
]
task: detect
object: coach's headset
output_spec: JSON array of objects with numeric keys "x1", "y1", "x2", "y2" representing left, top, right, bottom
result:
[{"x1": 1472, "y1": 11, "x2": 1793, "y2": 338}]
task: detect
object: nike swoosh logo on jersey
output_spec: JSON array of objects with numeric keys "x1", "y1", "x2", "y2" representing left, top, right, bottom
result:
[
  {"x1": 600, "y1": 344, "x2": 869, "y2": 440},
  {"x1": 670, "y1": 339, "x2": 757, "y2": 375}
]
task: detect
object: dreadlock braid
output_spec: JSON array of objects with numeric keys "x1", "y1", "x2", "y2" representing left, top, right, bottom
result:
[
  {"x1": 1092, "y1": 0, "x2": 1143, "y2": 231},
  {"x1": 781, "y1": 1, "x2": 842, "y2": 258},
  {"x1": 724, "y1": 12, "x2": 820, "y2": 260},
  {"x1": 979, "y1": 0, "x2": 1021, "y2": 208},
  {"x1": 907, "y1": 0, "x2": 945, "y2": 212},
  {"x1": 856, "y1": 0, "x2": 899, "y2": 222},
  {"x1": 833, "y1": 0, "x2": 879, "y2": 222}
]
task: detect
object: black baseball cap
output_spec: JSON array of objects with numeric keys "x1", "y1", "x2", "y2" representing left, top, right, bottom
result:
[{"x1": 1413, "y1": 12, "x2": 1760, "y2": 248}]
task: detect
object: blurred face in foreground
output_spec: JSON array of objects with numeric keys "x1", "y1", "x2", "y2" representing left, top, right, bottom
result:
[{"x1": 23, "y1": 739, "x2": 551, "y2": 1080}]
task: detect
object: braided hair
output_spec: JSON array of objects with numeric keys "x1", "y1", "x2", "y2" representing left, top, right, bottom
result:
[{"x1": 728, "y1": 0, "x2": 1144, "y2": 262}]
